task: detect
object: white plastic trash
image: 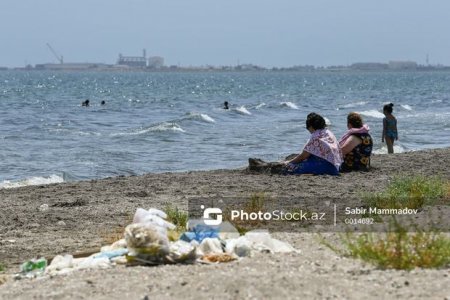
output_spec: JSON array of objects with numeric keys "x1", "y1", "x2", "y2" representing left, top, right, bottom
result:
[
  {"x1": 197, "y1": 238, "x2": 223, "y2": 256},
  {"x1": 244, "y1": 231, "x2": 275, "y2": 252},
  {"x1": 225, "y1": 230, "x2": 297, "y2": 257},
  {"x1": 167, "y1": 240, "x2": 197, "y2": 263},
  {"x1": 39, "y1": 204, "x2": 49, "y2": 212},
  {"x1": 132, "y1": 208, "x2": 176, "y2": 234},
  {"x1": 225, "y1": 236, "x2": 252, "y2": 257},
  {"x1": 75, "y1": 256, "x2": 111, "y2": 270},
  {"x1": 46, "y1": 255, "x2": 73, "y2": 275},
  {"x1": 101, "y1": 239, "x2": 127, "y2": 252},
  {"x1": 124, "y1": 223, "x2": 170, "y2": 256},
  {"x1": 218, "y1": 222, "x2": 240, "y2": 240}
]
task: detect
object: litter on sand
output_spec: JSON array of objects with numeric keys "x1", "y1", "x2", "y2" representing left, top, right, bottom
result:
[{"x1": 16, "y1": 207, "x2": 298, "y2": 279}]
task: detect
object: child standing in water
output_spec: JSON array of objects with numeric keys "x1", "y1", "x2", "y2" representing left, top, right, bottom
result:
[{"x1": 382, "y1": 103, "x2": 398, "y2": 154}]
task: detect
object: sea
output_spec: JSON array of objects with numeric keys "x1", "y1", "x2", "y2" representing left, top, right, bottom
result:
[{"x1": 1, "y1": 71, "x2": 449, "y2": 188}]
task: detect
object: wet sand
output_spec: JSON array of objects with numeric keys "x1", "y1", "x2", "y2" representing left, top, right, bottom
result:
[{"x1": 0, "y1": 148, "x2": 449, "y2": 299}]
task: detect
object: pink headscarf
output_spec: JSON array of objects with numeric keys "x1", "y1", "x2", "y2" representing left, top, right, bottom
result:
[
  {"x1": 338, "y1": 124, "x2": 370, "y2": 148},
  {"x1": 303, "y1": 129, "x2": 343, "y2": 169}
]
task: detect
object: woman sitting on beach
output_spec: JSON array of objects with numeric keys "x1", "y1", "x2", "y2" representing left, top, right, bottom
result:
[
  {"x1": 282, "y1": 113, "x2": 342, "y2": 176},
  {"x1": 339, "y1": 112, "x2": 373, "y2": 172}
]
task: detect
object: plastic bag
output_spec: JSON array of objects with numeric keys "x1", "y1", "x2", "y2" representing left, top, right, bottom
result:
[
  {"x1": 197, "y1": 238, "x2": 223, "y2": 256},
  {"x1": 180, "y1": 224, "x2": 219, "y2": 243},
  {"x1": 125, "y1": 223, "x2": 170, "y2": 265},
  {"x1": 225, "y1": 230, "x2": 297, "y2": 257}
]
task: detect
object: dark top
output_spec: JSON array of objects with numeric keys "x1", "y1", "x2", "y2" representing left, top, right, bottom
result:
[
  {"x1": 383, "y1": 117, "x2": 398, "y2": 139},
  {"x1": 340, "y1": 132, "x2": 373, "y2": 172}
]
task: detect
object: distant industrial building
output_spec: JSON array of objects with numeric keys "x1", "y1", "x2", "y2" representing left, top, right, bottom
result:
[
  {"x1": 350, "y1": 62, "x2": 388, "y2": 70},
  {"x1": 35, "y1": 63, "x2": 110, "y2": 70},
  {"x1": 117, "y1": 49, "x2": 147, "y2": 68},
  {"x1": 388, "y1": 61, "x2": 417, "y2": 70},
  {"x1": 148, "y1": 56, "x2": 164, "y2": 69}
]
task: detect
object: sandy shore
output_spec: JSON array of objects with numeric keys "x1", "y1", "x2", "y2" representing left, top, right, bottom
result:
[{"x1": 0, "y1": 148, "x2": 449, "y2": 299}]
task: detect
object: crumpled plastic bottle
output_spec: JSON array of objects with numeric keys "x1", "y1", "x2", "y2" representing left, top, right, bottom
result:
[{"x1": 20, "y1": 258, "x2": 47, "y2": 277}]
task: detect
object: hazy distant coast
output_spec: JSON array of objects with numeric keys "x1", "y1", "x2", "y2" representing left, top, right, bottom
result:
[{"x1": 2, "y1": 60, "x2": 450, "y2": 72}]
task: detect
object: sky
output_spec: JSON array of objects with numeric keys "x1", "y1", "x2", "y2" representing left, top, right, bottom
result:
[{"x1": 1, "y1": 0, "x2": 449, "y2": 68}]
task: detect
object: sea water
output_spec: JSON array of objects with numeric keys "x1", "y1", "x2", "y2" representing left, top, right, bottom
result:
[{"x1": 1, "y1": 71, "x2": 449, "y2": 187}]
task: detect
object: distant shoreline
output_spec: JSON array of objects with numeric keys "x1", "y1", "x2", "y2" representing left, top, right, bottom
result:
[{"x1": 2, "y1": 65, "x2": 450, "y2": 73}]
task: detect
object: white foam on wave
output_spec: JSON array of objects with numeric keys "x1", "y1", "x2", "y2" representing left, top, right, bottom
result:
[
  {"x1": 235, "y1": 106, "x2": 252, "y2": 115},
  {"x1": 324, "y1": 117, "x2": 331, "y2": 126},
  {"x1": 373, "y1": 145, "x2": 405, "y2": 155},
  {"x1": 358, "y1": 110, "x2": 385, "y2": 119},
  {"x1": 339, "y1": 101, "x2": 368, "y2": 109},
  {"x1": 76, "y1": 131, "x2": 102, "y2": 136},
  {"x1": 137, "y1": 123, "x2": 186, "y2": 134},
  {"x1": 255, "y1": 103, "x2": 266, "y2": 109},
  {"x1": 401, "y1": 104, "x2": 413, "y2": 111},
  {"x1": 186, "y1": 112, "x2": 215, "y2": 123},
  {"x1": 199, "y1": 113, "x2": 215, "y2": 123},
  {"x1": 112, "y1": 122, "x2": 186, "y2": 136},
  {"x1": 49, "y1": 128, "x2": 102, "y2": 136},
  {"x1": 280, "y1": 102, "x2": 299, "y2": 110},
  {"x1": 0, "y1": 174, "x2": 64, "y2": 189}
]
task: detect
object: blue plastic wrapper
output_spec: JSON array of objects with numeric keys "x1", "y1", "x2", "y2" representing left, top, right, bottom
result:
[
  {"x1": 93, "y1": 248, "x2": 129, "y2": 260},
  {"x1": 179, "y1": 224, "x2": 219, "y2": 243}
]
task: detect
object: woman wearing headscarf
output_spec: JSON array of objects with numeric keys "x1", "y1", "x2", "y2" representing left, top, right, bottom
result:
[
  {"x1": 339, "y1": 112, "x2": 373, "y2": 172},
  {"x1": 283, "y1": 113, "x2": 342, "y2": 175}
]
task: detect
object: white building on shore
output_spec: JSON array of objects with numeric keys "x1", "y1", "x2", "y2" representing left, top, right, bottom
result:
[
  {"x1": 388, "y1": 61, "x2": 417, "y2": 70},
  {"x1": 148, "y1": 56, "x2": 164, "y2": 69}
]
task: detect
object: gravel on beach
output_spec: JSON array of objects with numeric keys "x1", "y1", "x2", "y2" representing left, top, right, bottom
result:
[{"x1": 0, "y1": 148, "x2": 449, "y2": 299}]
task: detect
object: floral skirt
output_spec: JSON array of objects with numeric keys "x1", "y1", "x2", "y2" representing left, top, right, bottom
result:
[{"x1": 282, "y1": 155, "x2": 339, "y2": 176}]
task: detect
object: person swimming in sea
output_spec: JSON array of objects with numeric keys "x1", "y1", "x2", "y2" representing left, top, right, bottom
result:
[
  {"x1": 223, "y1": 101, "x2": 229, "y2": 109},
  {"x1": 382, "y1": 103, "x2": 398, "y2": 154},
  {"x1": 82, "y1": 99, "x2": 90, "y2": 107},
  {"x1": 101, "y1": 100, "x2": 106, "y2": 105}
]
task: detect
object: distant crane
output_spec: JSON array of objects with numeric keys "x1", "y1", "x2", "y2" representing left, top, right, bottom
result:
[{"x1": 46, "y1": 43, "x2": 64, "y2": 64}]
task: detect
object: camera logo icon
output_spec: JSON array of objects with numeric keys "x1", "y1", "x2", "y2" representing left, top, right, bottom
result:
[{"x1": 201, "y1": 205, "x2": 223, "y2": 226}]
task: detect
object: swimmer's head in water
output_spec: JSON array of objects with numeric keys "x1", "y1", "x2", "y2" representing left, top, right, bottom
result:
[{"x1": 223, "y1": 101, "x2": 229, "y2": 109}]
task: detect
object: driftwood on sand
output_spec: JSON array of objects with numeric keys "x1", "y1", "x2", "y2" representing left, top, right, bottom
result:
[{"x1": 247, "y1": 154, "x2": 297, "y2": 174}]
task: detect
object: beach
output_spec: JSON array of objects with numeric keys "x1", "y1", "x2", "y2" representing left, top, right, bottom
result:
[{"x1": 0, "y1": 148, "x2": 449, "y2": 299}]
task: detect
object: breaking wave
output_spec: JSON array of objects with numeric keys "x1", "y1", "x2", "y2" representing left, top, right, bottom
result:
[
  {"x1": 0, "y1": 174, "x2": 64, "y2": 189},
  {"x1": 338, "y1": 101, "x2": 368, "y2": 109},
  {"x1": 112, "y1": 122, "x2": 186, "y2": 136},
  {"x1": 184, "y1": 112, "x2": 215, "y2": 123},
  {"x1": 358, "y1": 110, "x2": 385, "y2": 119},
  {"x1": 235, "y1": 106, "x2": 252, "y2": 115},
  {"x1": 280, "y1": 102, "x2": 299, "y2": 110},
  {"x1": 136, "y1": 123, "x2": 186, "y2": 134}
]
